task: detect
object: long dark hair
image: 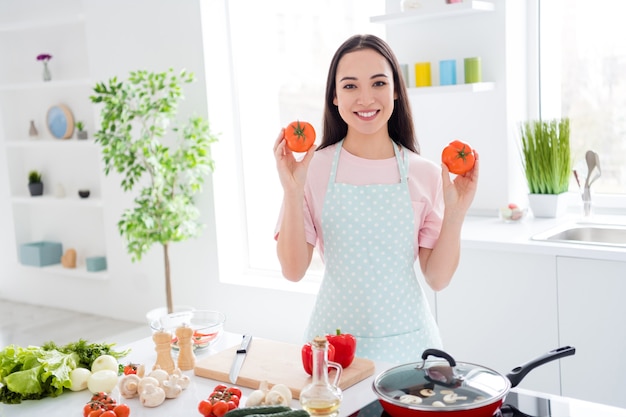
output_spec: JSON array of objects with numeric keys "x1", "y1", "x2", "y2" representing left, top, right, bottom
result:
[{"x1": 318, "y1": 34, "x2": 419, "y2": 154}]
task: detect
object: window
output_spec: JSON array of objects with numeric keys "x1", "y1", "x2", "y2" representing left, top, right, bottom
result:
[
  {"x1": 206, "y1": 1, "x2": 384, "y2": 292},
  {"x1": 539, "y1": 0, "x2": 626, "y2": 197}
]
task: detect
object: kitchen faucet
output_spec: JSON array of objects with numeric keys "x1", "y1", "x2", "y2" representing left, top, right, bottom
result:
[{"x1": 579, "y1": 150, "x2": 601, "y2": 217}]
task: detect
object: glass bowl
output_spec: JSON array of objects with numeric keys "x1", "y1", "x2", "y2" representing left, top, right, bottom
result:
[{"x1": 150, "y1": 309, "x2": 225, "y2": 351}]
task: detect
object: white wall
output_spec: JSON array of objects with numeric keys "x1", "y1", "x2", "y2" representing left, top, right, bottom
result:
[{"x1": 0, "y1": 0, "x2": 528, "y2": 346}]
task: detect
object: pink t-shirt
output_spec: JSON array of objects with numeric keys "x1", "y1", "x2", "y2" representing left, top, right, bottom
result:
[{"x1": 276, "y1": 143, "x2": 444, "y2": 261}]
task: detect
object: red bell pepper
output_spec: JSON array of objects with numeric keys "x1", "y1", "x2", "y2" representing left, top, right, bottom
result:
[
  {"x1": 301, "y1": 341, "x2": 336, "y2": 375},
  {"x1": 326, "y1": 329, "x2": 357, "y2": 369}
]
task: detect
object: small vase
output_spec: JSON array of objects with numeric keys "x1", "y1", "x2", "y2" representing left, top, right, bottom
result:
[
  {"x1": 43, "y1": 61, "x2": 51, "y2": 82},
  {"x1": 528, "y1": 193, "x2": 568, "y2": 218},
  {"x1": 29, "y1": 120, "x2": 39, "y2": 137}
]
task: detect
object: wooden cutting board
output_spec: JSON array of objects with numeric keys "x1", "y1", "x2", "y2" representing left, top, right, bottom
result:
[{"x1": 194, "y1": 338, "x2": 375, "y2": 399}]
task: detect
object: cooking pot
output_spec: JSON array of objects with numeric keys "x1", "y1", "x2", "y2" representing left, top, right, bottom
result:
[{"x1": 372, "y1": 346, "x2": 575, "y2": 417}]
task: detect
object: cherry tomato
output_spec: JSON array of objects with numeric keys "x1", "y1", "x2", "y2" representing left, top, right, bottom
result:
[
  {"x1": 227, "y1": 400, "x2": 237, "y2": 410},
  {"x1": 89, "y1": 410, "x2": 105, "y2": 417},
  {"x1": 226, "y1": 386, "x2": 242, "y2": 398},
  {"x1": 442, "y1": 140, "x2": 476, "y2": 175},
  {"x1": 123, "y1": 363, "x2": 138, "y2": 375},
  {"x1": 84, "y1": 404, "x2": 98, "y2": 417},
  {"x1": 100, "y1": 411, "x2": 117, "y2": 417},
  {"x1": 214, "y1": 384, "x2": 228, "y2": 392},
  {"x1": 113, "y1": 404, "x2": 131, "y2": 417},
  {"x1": 198, "y1": 399, "x2": 213, "y2": 417},
  {"x1": 212, "y1": 401, "x2": 230, "y2": 417},
  {"x1": 229, "y1": 394, "x2": 240, "y2": 406}
]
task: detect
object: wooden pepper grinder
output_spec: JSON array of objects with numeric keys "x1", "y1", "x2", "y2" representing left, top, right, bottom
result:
[
  {"x1": 176, "y1": 324, "x2": 195, "y2": 371},
  {"x1": 152, "y1": 330, "x2": 176, "y2": 374}
]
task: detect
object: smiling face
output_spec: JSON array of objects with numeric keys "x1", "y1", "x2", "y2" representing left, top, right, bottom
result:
[{"x1": 333, "y1": 48, "x2": 397, "y2": 140}]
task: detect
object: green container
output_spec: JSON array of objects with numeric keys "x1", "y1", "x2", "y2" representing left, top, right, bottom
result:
[
  {"x1": 86, "y1": 256, "x2": 107, "y2": 272},
  {"x1": 19, "y1": 241, "x2": 62, "y2": 267},
  {"x1": 464, "y1": 57, "x2": 482, "y2": 84}
]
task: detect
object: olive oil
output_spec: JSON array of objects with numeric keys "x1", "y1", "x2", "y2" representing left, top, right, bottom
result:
[{"x1": 302, "y1": 399, "x2": 341, "y2": 417}]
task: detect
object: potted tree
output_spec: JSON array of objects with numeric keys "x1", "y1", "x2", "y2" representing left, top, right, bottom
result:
[
  {"x1": 28, "y1": 170, "x2": 43, "y2": 196},
  {"x1": 520, "y1": 117, "x2": 571, "y2": 217},
  {"x1": 90, "y1": 69, "x2": 218, "y2": 314}
]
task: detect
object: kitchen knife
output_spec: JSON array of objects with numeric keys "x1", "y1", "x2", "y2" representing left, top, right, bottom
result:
[{"x1": 229, "y1": 334, "x2": 252, "y2": 384}]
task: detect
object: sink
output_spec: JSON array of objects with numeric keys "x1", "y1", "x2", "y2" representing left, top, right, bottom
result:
[{"x1": 532, "y1": 223, "x2": 626, "y2": 248}]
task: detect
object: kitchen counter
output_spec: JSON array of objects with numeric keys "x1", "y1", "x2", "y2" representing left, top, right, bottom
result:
[
  {"x1": 461, "y1": 213, "x2": 626, "y2": 262},
  {"x1": 3, "y1": 332, "x2": 626, "y2": 417}
]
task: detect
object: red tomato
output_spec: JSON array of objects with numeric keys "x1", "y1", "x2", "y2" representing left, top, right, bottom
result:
[
  {"x1": 227, "y1": 400, "x2": 237, "y2": 410},
  {"x1": 100, "y1": 411, "x2": 117, "y2": 417},
  {"x1": 285, "y1": 120, "x2": 316, "y2": 152},
  {"x1": 442, "y1": 140, "x2": 476, "y2": 175},
  {"x1": 212, "y1": 401, "x2": 230, "y2": 417},
  {"x1": 113, "y1": 404, "x2": 130, "y2": 417},
  {"x1": 198, "y1": 399, "x2": 213, "y2": 417},
  {"x1": 84, "y1": 404, "x2": 98, "y2": 417},
  {"x1": 89, "y1": 410, "x2": 105, "y2": 417}
]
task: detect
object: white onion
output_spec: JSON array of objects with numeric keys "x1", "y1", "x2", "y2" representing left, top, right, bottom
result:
[
  {"x1": 69, "y1": 368, "x2": 92, "y2": 391},
  {"x1": 88, "y1": 370, "x2": 119, "y2": 394},
  {"x1": 91, "y1": 355, "x2": 119, "y2": 373}
]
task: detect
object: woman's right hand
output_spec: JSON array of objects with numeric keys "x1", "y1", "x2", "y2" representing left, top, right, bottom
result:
[{"x1": 273, "y1": 128, "x2": 316, "y2": 194}]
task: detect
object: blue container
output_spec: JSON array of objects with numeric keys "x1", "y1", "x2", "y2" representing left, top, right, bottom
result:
[
  {"x1": 439, "y1": 59, "x2": 457, "y2": 86},
  {"x1": 86, "y1": 256, "x2": 107, "y2": 272},
  {"x1": 19, "y1": 241, "x2": 63, "y2": 267}
]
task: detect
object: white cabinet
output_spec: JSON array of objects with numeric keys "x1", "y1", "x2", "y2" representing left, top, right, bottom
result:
[
  {"x1": 0, "y1": 2, "x2": 107, "y2": 278},
  {"x1": 557, "y1": 257, "x2": 626, "y2": 409},
  {"x1": 436, "y1": 248, "x2": 562, "y2": 395}
]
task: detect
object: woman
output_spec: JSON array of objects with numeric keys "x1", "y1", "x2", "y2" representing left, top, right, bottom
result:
[{"x1": 273, "y1": 34, "x2": 479, "y2": 363}]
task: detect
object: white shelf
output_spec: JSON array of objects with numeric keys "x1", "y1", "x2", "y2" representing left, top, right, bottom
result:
[
  {"x1": 408, "y1": 81, "x2": 495, "y2": 95},
  {"x1": 370, "y1": 0, "x2": 495, "y2": 24},
  {"x1": 0, "y1": 14, "x2": 85, "y2": 32},
  {"x1": 0, "y1": 78, "x2": 92, "y2": 92},
  {"x1": 5, "y1": 138, "x2": 97, "y2": 149},
  {"x1": 11, "y1": 195, "x2": 103, "y2": 208},
  {"x1": 19, "y1": 263, "x2": 108, "y2": 280}
]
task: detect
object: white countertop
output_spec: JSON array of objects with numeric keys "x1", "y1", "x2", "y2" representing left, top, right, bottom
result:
[
  {"x1": 3, "y1": 332, "x2": 626, "y2": 417},
  {"x1": 0, "y1": 333, "x2": 384, "y2": 417},
  {"x1": 461, "y1": 213, "x2": 626, "y2": 262}
]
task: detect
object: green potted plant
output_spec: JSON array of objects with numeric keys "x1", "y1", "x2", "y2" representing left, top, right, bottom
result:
[
  {"x1": 28, "y1": 170, "x2": 43, "y2": 196},
  {"x1": 520, "y1": 117, "x2": 571, "y2": 217},
  {"x1": 75, "y1": 121, "x2": 88, "y2": 139},
  {"x1": 90, "y1": 69, "x2": 218, "y2": 314}
]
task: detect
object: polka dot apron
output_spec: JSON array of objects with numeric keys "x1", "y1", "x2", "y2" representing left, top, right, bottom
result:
[{"x1": 305, "y1": 140, "x2": 442, "y2": 364}]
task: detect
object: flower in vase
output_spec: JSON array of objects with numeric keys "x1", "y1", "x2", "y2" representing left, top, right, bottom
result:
[{"x1": 37, "y1": 53, "x2": 53, "y2": 62}]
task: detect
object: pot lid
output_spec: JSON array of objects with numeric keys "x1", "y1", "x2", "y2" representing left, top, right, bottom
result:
[{"x1": 372, "y1": 349, "x2": 511, "y2": 411}]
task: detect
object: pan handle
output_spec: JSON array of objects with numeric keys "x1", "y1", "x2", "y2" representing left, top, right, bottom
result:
[{"x1": 506, "y1": 346, "x2": 576, "y2": 388}]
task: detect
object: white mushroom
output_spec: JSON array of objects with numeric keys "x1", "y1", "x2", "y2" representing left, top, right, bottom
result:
[
  {"x1": 118, "y1": 374, "x2": 141, "y2": 399},
  {"x1": 443, "y1": 393, "x2": 468, "y2": 404},
  {"x1": 419, "y1": 388, "x2": 435, "y2": 397},
  {"x1": 172, "y1": 368, "x2": 191, "y2": 389},
  {"x1": 399, "y1": 394, "x2": 422, "y2": 404},
  {"x1": 148, "y1": 369, "x2": 170, "y2": 386},
  {"x1": 162, "y1": 374, "x2": 183, "y2": 399},
  {"x1": 140, "y1": 382, "x2": 166, "y2": 407},
  {"x1": 265, "y1": 384, "x2": 292, "y2": 406},
  {"x1": 245, "y1": 389, "x2": 267, "y2": 406},
  {"x1": 432, "y1": 401, "x2": 446, "y2": 407},
  {"x1": 138, "y1": 376, "x2": 161, "y2": 392}
]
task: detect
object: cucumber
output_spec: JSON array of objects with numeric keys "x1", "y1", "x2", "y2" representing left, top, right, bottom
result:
[
  {"x1": 224, "y1": 406, "x2": 292, "y2": 417},
  {"x1": 247, "y1": 409, "x2": 311, "y2": 417},
  {"x1": 248, "y1": 410, "x2": 310, "y2": 417}
]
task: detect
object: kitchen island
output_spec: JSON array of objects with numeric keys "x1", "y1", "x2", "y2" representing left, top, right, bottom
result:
[{"x1": 2, "y1": 332, "x2": 626, "y2": 417}]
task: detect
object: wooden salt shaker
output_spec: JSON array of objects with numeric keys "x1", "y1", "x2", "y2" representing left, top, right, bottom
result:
[
  {"x1": 152, "y1": 330, "x2": 175, "y2": 374},
  {"x1": 176, "y1": 324, "x2": 195, "y2": 370}
]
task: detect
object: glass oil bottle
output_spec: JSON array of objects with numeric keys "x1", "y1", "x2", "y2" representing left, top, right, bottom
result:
[{"x1": 299, "y1": 336, "x2": 343, "y2": 417}]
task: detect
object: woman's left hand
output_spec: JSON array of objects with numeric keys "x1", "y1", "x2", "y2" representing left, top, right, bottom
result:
[{"x1": 441, "y1": 151, "x2": 479, "y2": 216}]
